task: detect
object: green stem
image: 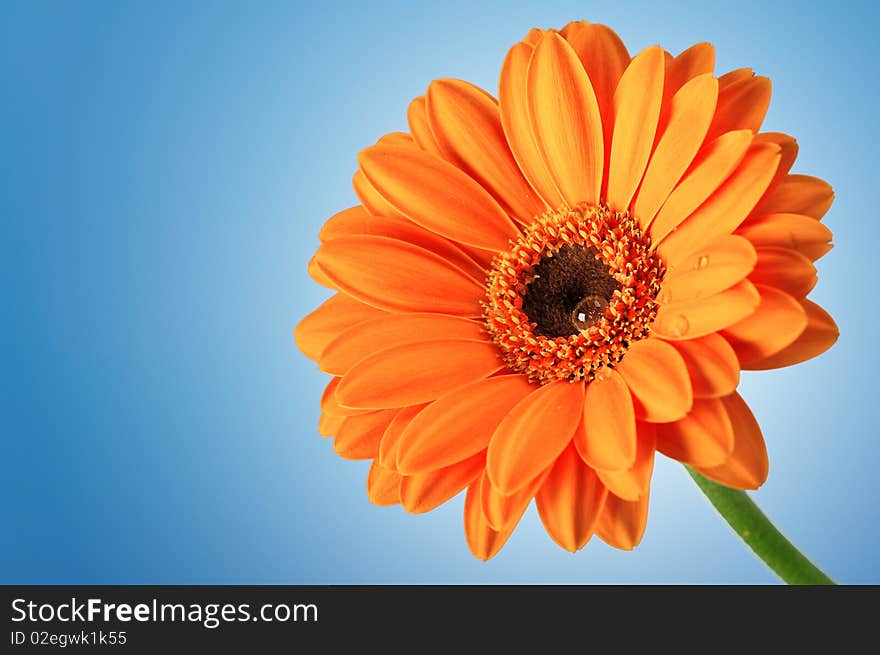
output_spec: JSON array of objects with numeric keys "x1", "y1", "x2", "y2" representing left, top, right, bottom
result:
[{"x1": 685, "y1": 466, "x2": 835, "y2": 585}]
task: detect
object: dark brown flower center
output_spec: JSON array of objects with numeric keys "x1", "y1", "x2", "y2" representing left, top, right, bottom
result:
[{"x1": 521, "y1": 243, "x2": 619, "y2": 337}]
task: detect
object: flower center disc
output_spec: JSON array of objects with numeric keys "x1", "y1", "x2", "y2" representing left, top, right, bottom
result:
[{"x1": 483, "y1": 203, "x2": 665, "y2": 384}]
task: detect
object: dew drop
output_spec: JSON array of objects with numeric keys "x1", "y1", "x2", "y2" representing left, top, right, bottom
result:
[
  {"x1": 571, "y1": 294, "x2": 608, "y2": 332},
  {"x1": 696, "y1": 254, "x2": 710, "y2": 269},
  {"x1": 667, "y1": 313, "x2": 689, "y2": 338}
]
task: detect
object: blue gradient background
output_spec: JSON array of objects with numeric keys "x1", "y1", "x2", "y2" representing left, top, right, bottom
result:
[{"x1": 2, "y1": 0, "x2": 877, "y2": 584}]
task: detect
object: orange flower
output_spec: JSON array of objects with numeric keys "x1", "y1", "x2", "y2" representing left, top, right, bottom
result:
[{"x1": 295, "y1": 21, "x2": 838, "y2": 559}]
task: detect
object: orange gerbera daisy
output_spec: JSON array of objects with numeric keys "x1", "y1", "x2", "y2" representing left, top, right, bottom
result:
[{"x1": 295, "y1": 21, "x2": 838, "y2": 560}]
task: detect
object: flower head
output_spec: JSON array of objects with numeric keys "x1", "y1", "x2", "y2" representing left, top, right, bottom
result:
[{"x1": 296, "y1": 22, "x2": 838, "y2": 559}]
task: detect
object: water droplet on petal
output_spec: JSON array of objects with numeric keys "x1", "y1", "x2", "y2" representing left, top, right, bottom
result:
[
  {"x1": 696, "y1": 254, "x2": 710, "y2": 269},
  {"x1": 667, "y1": 313, "x2": 689, "y2": 338}
]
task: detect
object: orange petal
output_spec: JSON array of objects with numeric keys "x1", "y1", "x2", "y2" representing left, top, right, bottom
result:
[
  {"x1": 634, "y1": 73, "x2": 718, "y2": 228},
  {"x1": 336, "y1": 338, "x2": 503, "y2": 410},
  {"x1": 334, "y1": 409, "x2": 398, "y2": 460},
  {"x1": 657, "y1": 142, "x2": 781, "y2": 267},
  {"x1": 352, "y1": 170, "x2": 404, "y2": 219},
  {"x1": 426, "y1": 78, "x2": 546, "y2": 222},
  {"x1": 315, "y1": 235, "x2": 483, "y2": 316},
  {"x1": 596, "y1": 490, "x2": 650, "y2": 550},
  {"x1": 575, "y1": 370, "x2": 636, "y2": 470},
  {"x1": 527, "y1": 32, "x2": 604, "y2": 206},
  {"x1": 320, "y1": 377, "x2": 371, "y2": 417},
  {"x1": 406, "y1": 96, "x2": 443, "y2": 157},
  {"x1": 722, "y1": 284, "x2": 808, "y2": 366},
  {"x1": 535, "y1": 443, "x2": 608, "y2": 551},
  {"x1": 616, "y1": 338, "x2": 693, "y2": 423},
  {"x1": 656, "y1": 397, "x2": 734, "y2": 467},
  {"x1": 754, "y1": 132, "x2": 799, "y2": 189},
  {"x1": 486, "y1": 379, "x2": 585, "y2": 494},
  {"x1": 564, "y1": 23, "x2": 630, "y2": 197},
  {"x1": 318, "y1": 411, "x2": 344, "y2": 437},
  {"x1": 378, "y1": 403, "x2": 428, "y2": 471},
  {"x1": 693, "y1": 393, "x2": 768, "y2": 489},
  {"x1": 652, "y1": 279, "x2": 760, "y2": 340},
  {"x1": 308, "y1": 256, "x2": 335, "y2": 289},
  {"x1": 750, "y1": 246, "x2": 817, "y2": 298},
  {"x1": 295, "y1": 293, "x2": 385, "y2": 361},
  {"x1": 650, "y1": 129, "x2": 752, "y2": 244},
  {"x1": 319, "y1": 206, "x2": 371, "y2": 242},
  {"x1": 376, "y1": 132, "x2": 415, "y2": 148},
  {"x1": 606, "y1": 45, "x2": 665, "y2": 211},
  {"x1": 665, "y1": 43, "x2": 715, "y2": 95},
  {"x1": 751, "y1": 174, "x2": 834, "y2": 220},
  {"x1": 320, "y1": 211, "x2": 485, "y2": 278},
  {"x1": 367, "y1": 460, "x2": 402, "y2": 506},
  {"x1": 498, "y1": 42, "x2": 565, "y2": 207},
  {"x1": 464, "y1": 479, "x2": 522, "y2": 561},
  {"x1": 659, "y1": 234, "x2": 756, "y2": 304},
  {"x1": 736, "y1": 212, "x2": 833, "y2": 262},
  {"x1": 595, "y1": 422, "x2": 656, "y2": 501},
  {"x1": 745, "y1": 300, "x2": 838, "y2": 370},
  {"x1": 396, "y1": 374, "x2": 536, "y2": 475},
  {"x1": 481, "y1": 467, "x2": 546, "y2": 531},
  {"x1": 706, "y1": 75, "x2": 771, "y2": 141},
  {"x1": 717, "y1": 68, "x2": 754, "y2": 89},
  {"x1": 669, "y1": 333, "x2": 740, "y2": 398},
  {"x1": 359, "y1": 145, "x2": 519, "y2": 252},
  {"x1": 399, "y1": 452, "x2": 484, "y2": 514},
  {"x1": 319, "y1": 313, "x2": 485, "y2": 376}
]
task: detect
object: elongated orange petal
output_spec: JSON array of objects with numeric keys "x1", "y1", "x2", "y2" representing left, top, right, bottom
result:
[
  {"x1": 669, "y1": 333, "x2": 740, "y2": 398},
  {"x1": 481, "y1": 468, "x2": 547, "y2": 531},
  {"x1": 376, "y1": 132, "x2": 415, "y2": 148},
  {"x1": 396, "y1": 374, "x2": 535, "y2": 475},
  {"x1": 334, "y1": 409, "x2": 398, "y2": 460},
  {"x1": 693, "y1": 393, "x2": 768, "y2": 489},
  {"x1": 535, "y1": 443, "x2": 608, "y2": 552},
  {"x1": 659, "y1": 234, "x2": 756, "y2": 304},
  {"x1": 595, "y1": 422, "x2": 656, "y2": 501},
  {"x1": 736, "y1": 213, "x2": 833, "y2": 262},
  {"x1": 616, "y1": 338, "x2": 692, "y2": 422},
  {"x1": 576, "y1": 370, "x2": 636, "y2": 470},
  {"x1": 321, "y1": 377, "x2": 371, "y2": 417},
  {"x1": 665, "y1": 43, "x2": 715, "y2": 95},
  {"x1": 650, "y1": 129, "x2": 752, "y2": 244},
  {"x1": 464, "y1": 480, "x2": 522, "y2": 561},
  {"x1": 718, "y1": 68, "x2": 754, "y2": 89},
  {"x1": 318, "y1": 411, "x2": 344, "y2": 437},
  {"x1": 751, "y1": 174, "x2": 834, "y2": 220},
  {"x1": 315, "y1": 236, "x2": 483, "y2": 316},
  {"x1": 359, "y1": 145, "x2": 519, "y2": 252},
  {"x1": 400, "y1": 452, "x2": 485, "y2": 514},
  {"x1": 606, "y1": 45, "x2": 665, "y2": 211},
  {"x1": 723, "y1": 284, "x2": 808, "y2": 366},
  {"x1": 406, "y1": 96, "x2": 443, "y2": 157},
  {"x1": 426, "y1": 79, "x2": 546, "y2": 222},
  {"x1": 295, "y1": 293, "x2": 385, "y2": 361},
  {"x1": 750, "y1": 246, "x2": 817, "y2": 298},
  {"x1": 657, "y1": 142, "x2": 781, "y2": 267},
  {"x1": 367, "y1": 460, "x2": 402, "y2": 506},
  {"x1": 378, "y1": 404, "x2": 428, "y2": 471},
  {"x1": 634, "y1": 73, "x2": 718, "y2": 228},
  {"x1": 319, "y1": 210, "x2": 485, "y2": 278},
  {"x1": 564, "y1": 23, "x2": 630, "y2": 197},
  {"x1": 706, "y1": 75, "x2": 771, "y2": 141},
  {"x1": 653, "y1": 279, "x2": 760, "y2": 340},
  {"x1": 319, "y1": 313, "x2": 484, "y2": 376},
  {"x1": 487, "y1": 379, "x2": 584, "y2": 494},
  {"x1": 319, "y1": 206, "x2": 371, "y2": 242},
  {"x1": 498, "y1": 42, "x2": 565, "y2": 207},
  {"x1": 596, "y1": 490, "x2": 650, "y2": 550},
  {"x1": 527, "y1": 32, "x2": 604, "y2": 206},
  {"x1": 746, "y1": 300, "x2": 838, "y2": 370},
  {"x1": 352, "y1": 170, "x2": 405, "y2": 219},
  {"x1": 336, "y1": 338, "x2": 503, "y2": 410},
  {"x1": 754, "y1": 132, "x2": 799, "y2": 189},
  {"x1": 307, "y1": 256, "x2": 335, "y2": 289},
  {"x1": 656, "y1": 397, "x2": 734, "y2": 466}
]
